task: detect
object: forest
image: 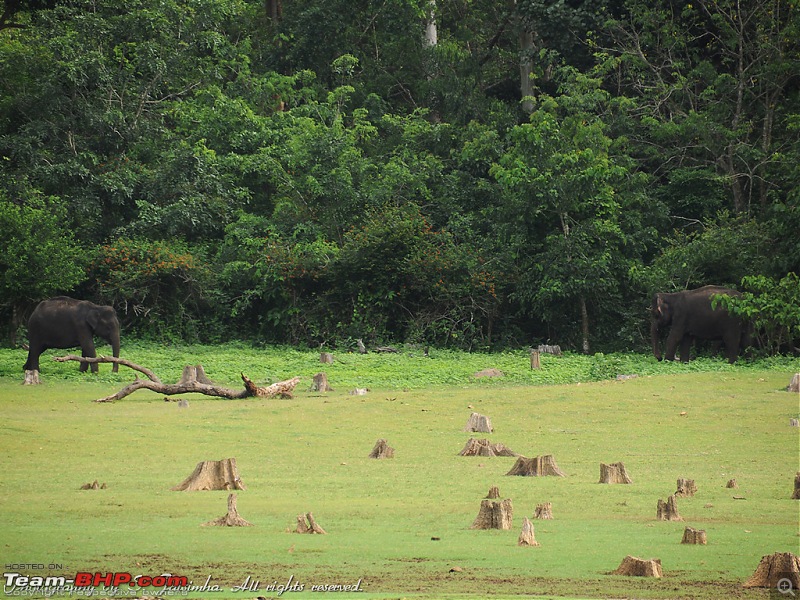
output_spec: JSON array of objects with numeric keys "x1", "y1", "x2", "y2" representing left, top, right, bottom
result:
[{"x1": 0, "y1": 0, "x2": 798, "y2": 353}]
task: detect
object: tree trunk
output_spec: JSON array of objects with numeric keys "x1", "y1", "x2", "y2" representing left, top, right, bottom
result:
[
  {"x1": 202, "y1": 493, "x2": 253, "y2": 527},
  {"x1": 599, "y1": 462, "x2": 632, "y2": 484},
  {"x1": 681, "y1": 527, "x2": 707, "y2": 545},
  {"x1": 530, "y1": 350, "x2": 540, "y2": 369},
  {"x1": 423, "y1": 0, "x2": 437, "y2": 46},
  {"x1": 172, "y1": 458, "x2": 246, "y2": 491},
  {"x1": 506, "y1": 455, "x2": 566, "y2": 477},
  {"x1": 470, "y1": 498, "x2": 513, "y2": 530},
  {"x1": 517, "y1": 517, "x2": 540, "y2": 546},
  {"x1": 580, "y1": 296, "x2": 590, "y2": 354},
  {"x1": 612, "y1": 556, "x2": 663, "y2": 578}
]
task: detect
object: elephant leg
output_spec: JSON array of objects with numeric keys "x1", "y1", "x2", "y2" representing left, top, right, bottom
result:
[
  {"x1": 664, "y1": 329, "x2": 682, "y2": 361},
  {"x1": 80, "y1": 341, "x2": 98, "y2": 373},
  {"x1": 679, "y1": 335, "x2": 693, "y2": 363},
  {"x1": 722, "y1": 330, "x2": 739, "y2": 364},
  {"x1": 23, "y1": 344, "x2": 43, "y2": 371}
]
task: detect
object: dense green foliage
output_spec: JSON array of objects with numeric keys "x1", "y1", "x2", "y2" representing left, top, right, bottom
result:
[{"x1": 0, "y1": 0, "x2": 797, "y2": 352}]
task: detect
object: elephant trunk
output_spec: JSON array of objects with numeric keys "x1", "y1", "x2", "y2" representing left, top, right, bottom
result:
[{"x1": 651, "y1": 317, "x2": 663, "y2": 361}]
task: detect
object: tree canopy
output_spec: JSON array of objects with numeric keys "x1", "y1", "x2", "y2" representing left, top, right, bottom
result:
[{"x1": 1, "y1": 0, "x2": 798, "y2": 353}]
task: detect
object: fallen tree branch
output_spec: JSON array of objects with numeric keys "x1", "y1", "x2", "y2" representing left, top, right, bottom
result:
[{"x1": 55, "y1": 355, "x2": 300, "y2": 403}]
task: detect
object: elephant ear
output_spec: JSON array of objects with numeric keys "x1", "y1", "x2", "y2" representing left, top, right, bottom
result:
[
  {"x1": 86, "y1": 308, "x2": 101, "y2": 332},
  {"x1": 655, "y1": 295, "x2": 670, "y2": 320}
]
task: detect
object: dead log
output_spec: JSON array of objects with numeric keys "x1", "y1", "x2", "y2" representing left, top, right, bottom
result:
[
  {"x1": 310, "y1": 372, "x2": 333, "y2": 392},
  {"x1": 172, "y1": 458, "x2": 245, "y2": 491},
  {"x1": 599, "y1": 462, "x2": 632, "y2": 484},
  {"x1": 54, "y1": 355, "x2": 301, "y2": 402},
  {"x1": 458, "y1": 438, "x2": 518, "y2": 457},
  {"x1": 517, "y1": 517, "x2": 540, "y2": 546},
  {"x1": 743, "y1": 552, "x2": 800, "y2": 589},
  {"x1": 202, "y1": 493, "x2": 253, "y2": 527},
  {"x1": 470, "y1": 498, "x2": 513, "y2": 530},
  {"x1": 295, "y1": 512, "x2": 327, "y2": 534},
  {"x1": 681, "y1": 526, "x2": 707, "y2": 545},
  {"x1": 612, "y1": 556, "x2": 663, "y2": 578},
  {"x1": 534, "y1": 502, "x2": 553, "y2": 520},
  {"x1": 463, "y1": 412, "x2": 493, "y2": 433},
  {"x1": 485, "y1": 486, "x2": 500, "y2": 499},
  {"x1": 788, "y1": 373, "x2": 800, "y2": 393},
  {"x1": 368, "y1": 439, "x2": 395, "y2": 459},
  {"x1": 793, "y1": 472, "x2": 800, "y2": 500},
  {"x1": 506, "y1": 455, "x2": 566, "y2": 477},
  {"x1": 675, "y1": 478, "x2": 697, "y2": 497},
  {"x1": 656, "y1": 495, "x2": 683, "y2": 521}
]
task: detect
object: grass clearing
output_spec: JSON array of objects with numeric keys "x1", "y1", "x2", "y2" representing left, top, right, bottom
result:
[{"x1": 0, "y1": 345, "x2": 798, "y2": 599}]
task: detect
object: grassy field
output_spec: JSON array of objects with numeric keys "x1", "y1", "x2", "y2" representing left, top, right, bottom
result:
[{"x1": 0, "y1": 344, "x2": 798, "y2": 599}]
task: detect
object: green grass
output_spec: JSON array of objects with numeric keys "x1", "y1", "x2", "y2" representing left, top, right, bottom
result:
[{"x1": 0, "y1": 344, "x2": 798, "y2": 599}]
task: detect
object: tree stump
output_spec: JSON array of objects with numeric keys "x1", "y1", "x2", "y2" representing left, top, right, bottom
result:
[
  {"x1": 612, "y1": 556, "x2": 663, "y2": 578},
  {"x1": 463, "y1": 412, "x2": 493, "y2": 433},
  {"x1": 681, "y1": 526, "x2": 707, "y2": 545},
  {"x1": 788, "y1": 373, "x2": 800, "y2": 393},
  {"x1": 171, "y1": 458, "x2": 246, "y2": 491},
  {"x1": 530, "y1": 350, "x2": 541, "y2": 370},
  {"x1": 178, "y1": 365, "x2": 214, "y2": 385},
  {"x1": 320, "y1": 352, "x2": 334, "y2": 364},
  {"x1": 202, "y1": 493, "x2": 253, "y2": 527},
  {"x1": 656, "y1": 495, "x2": 683, "y2": 521},
  {"x1": 470, "y1": 498, "x2": 513, "y2": 530},
  {"x1": 534, "y1": 502, "x2": 553, "y2": 520},
  {"x1": 675, "y1": 478, "x2": 697, "y2": 497},
  {"x1": 458, "y1": 438, "x2": 518, "y2": 457},
  {"x1": 310, "y1": 372, "x2": 333, "y2": 392},
  {"x1": 793, "y1": 472, "x2": 800, "y2": 500},
  {"x1": 368, "y1": 438, "x2": 395, "y2": 459},
  {"x1": 295, "y1": 512, "x2": 327, "y2": 534},
  {"x1": 80, "y1": 480, "x2": 106, "y2": 490},
  {"x1": 726, "y1": 478, "x2": 738, "y2": 489},
  {"x1": 485, "y1": 486, "x2": 500, "y2": 499},
  {"x1": 356, "y1": 339, "x2": 367, "y2": 354},
  {"x1": 506, "y1": 455, "x2": 566, "y2": 477},
  {"x1": 517, "y1": 517, "x2": 540, "y2": 546},
  {"x1": 599, "y1": 462, "x2": 632, "y2": 484},
  {"x1": 23, "y1": 370, "x2": 41, "y2": 385},
  {"x1": 743, "y1": 552, "x2": 800, "y2": 589},
  {"x1": 538, "y1": 344, "x2": 562, "y2": 356}
]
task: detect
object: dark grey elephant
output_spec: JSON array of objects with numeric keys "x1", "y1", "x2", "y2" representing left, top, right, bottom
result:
[
  {"x1": 23, "y1": 296, "x2": 120, "y2": 373},
  {"x1": 651, "y1": 285, "x2": 749, "y2": 364}
]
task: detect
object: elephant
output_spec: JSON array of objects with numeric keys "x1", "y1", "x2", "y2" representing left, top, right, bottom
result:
[
  {"x1": 23, "y1": 296, "x2": 120, "y2": 373},
  {"x1": 651, "y1": 285, "x2": 749, "y2": 364}
]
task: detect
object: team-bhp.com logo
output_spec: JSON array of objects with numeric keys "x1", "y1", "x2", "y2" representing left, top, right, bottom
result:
[{"x1": 4, "y1": 571, "x2": 189, "y2": 591}]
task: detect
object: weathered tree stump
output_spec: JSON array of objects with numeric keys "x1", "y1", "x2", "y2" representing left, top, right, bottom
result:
[
  {"x1": 356, "y1": 339, "x2": 367, "y2": 354},
  {"x1": 675, "y1": 478, "x2": 697, "y2": 497},
  {"x1": 538, "y1": 344, "x2": 562, "y2": 356},
  {"x1": 788, "y1": 373, "x2": 800, "y2": 393},
  {"x1": 534, "y1": 502, "x2": 553, "y2": 520},
  {"x1": 463, "y1": 412, "x2": 493, "y2": 433},
  {"x1": 612, "y1": 556, "x2": 663, "y2": 578},
  {"x1": 599, "y1": 462, "x2": 632, "y2": 484},
  {"x1": 368, "y1": 438, "x2": 395, "y2": 459},
  {"x1": 458, "y1": 438, "x2": 518, "y2": 457},
  {"x1": 793, "y1": 472, "x2": 800, "y2": 500},
  {"x1": 743, "y1": 552, "x2": 800, "y2": 588},
  {"x1": 80, "y1": 480, "x2": 106, "y2": 490},
  {"x1": 656, "y1": 495, "x2": 683, "y2": 521},
  {"x1": 726, "y1": 478, "x2": 738, "y2": 489},
  {"x1": 681, "y1": 526, "x2": 707, "y2": 545},
  {"x1": 319, "y1": 352, "x2": 334, "y2": 364},
  {"x1": 530, "y1": 350, "x2": 541, "y2": 370},
  {"x1": 470, "y1": 498, "x2": 513, "y2": 530},
  {"x1": 202, "y1": 493, "x2": 253, "y2": 527},
  {"x1": 179, "y1": 365, "x2": 214, "y2": 385},
  {"x1": 506, "y1": 455, "x2": 566, "y2": 477},
  {"x1": 517, "y1": 517, "x2": 540, "y2": 546},
  {"x1": 171, "y1": 458, "x2": 245, "y2": 491},
  {"x1": 485, "y1": 486, "x2": 500, "y2": 499},
  {"x1": 295, "y1": 512, "x2": 327, "y2": 534},
  {"x1": 310, "y1": 372, "x2": 333, "y2": 392},
  {"x1": 23, "y1": 370, "x2": 41, "y2": 385}
]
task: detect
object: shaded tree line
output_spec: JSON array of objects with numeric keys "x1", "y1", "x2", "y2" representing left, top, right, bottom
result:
[{"x1": 1, "y1": 0, "x2": 798, "y2": 353}]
